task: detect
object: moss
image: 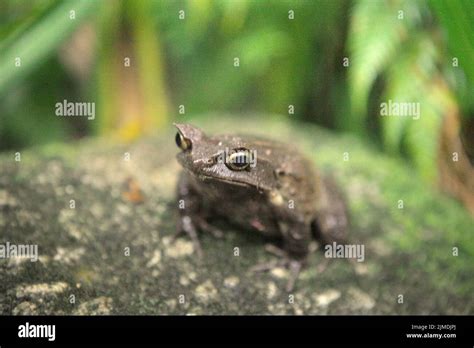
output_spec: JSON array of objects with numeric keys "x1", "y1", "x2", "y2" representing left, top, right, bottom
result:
[{"x1": 0, "y1": 115, "x2": 472, "y2": 314}]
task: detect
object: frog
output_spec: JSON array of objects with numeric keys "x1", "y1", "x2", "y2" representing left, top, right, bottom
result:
[{"x1": 173, "y1": 123, "x2": 349, "y2": 291}]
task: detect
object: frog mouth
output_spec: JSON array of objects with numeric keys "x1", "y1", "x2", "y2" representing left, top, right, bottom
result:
[
  {"x1": 177, "y1": 152, "x2": 255, "y2": 188},
  {"x1": 200, "y1": 174, "x2": 251, "y2": 188},
  {"x1": 181, "y1": 165, "x2": 252, "y2": 188}
]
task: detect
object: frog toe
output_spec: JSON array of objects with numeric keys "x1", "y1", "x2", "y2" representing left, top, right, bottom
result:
[
  {"x1": 175, "y1": 215, "x2": 204, "y2": 258},
  {"x1": 195, "y1": 217, "x2": 224, "y2": 239},
  {"x1": 249, "y1": 256, "x2": 304, "y2": 292},
  {"x1": 264, "y1": 244, "x2": 287, "y2": 258},
  {"x1": 249, "y1": 259, "x2": 285, "y2": 273},
  {"x1": 286, "y1": 260, "x2": 303, "y2": 292}
]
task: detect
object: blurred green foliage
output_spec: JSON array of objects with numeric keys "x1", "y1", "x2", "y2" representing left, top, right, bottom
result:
[
  {"x1": 348, "y1": 0, "x2": 473, "y2": 181},
  {"x1": 0, "y1": 0, "x2": 99, "y2": 148},
  {"x1": 0, "y1": 0, "x2": 473, "y2": 185},
  {"x1": 430, "y1": 0, "x2": 474, "y2": 113}
]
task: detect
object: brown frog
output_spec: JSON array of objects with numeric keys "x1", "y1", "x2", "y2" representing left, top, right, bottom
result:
[{"x1": 174, "y1": 123, "x2": 348, "y2": 291}]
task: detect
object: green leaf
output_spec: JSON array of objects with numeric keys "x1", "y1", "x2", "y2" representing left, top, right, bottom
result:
[
  {"x1": 348, "y1": 0, "x2": 426, "y2": 133},
  {"x1": 0, "y1": 0, "x2": 99, "y2": 96},
  {"x1": 430, "y1": 0, "x2": 474, "y2": 115}
]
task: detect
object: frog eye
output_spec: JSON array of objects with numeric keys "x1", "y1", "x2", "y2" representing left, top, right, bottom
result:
[
  {"x1": 226, "y1": 150, "x2": 251, "y2": 171},
  {"x1": 175, "y1": 132, "x2": 191, "y2": 151}
]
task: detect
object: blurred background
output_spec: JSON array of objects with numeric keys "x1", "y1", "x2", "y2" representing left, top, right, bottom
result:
[{"x1": 0, "y1": 0, "x2": 473, "y2": 213}]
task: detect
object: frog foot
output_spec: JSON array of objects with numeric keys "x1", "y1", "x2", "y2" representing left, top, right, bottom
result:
[
  {"x1": 173, "y1": 215, "x2": 224, "y2": 258},
  {"x1": 250, "y1": 244, "x2": 305, "y2": 292},
  {"x1": 174, "y1": 215, "x2": 203, "y2": 258},
  {"x1": 194, "y1": 217, "x2": 224, "y2": 239}
]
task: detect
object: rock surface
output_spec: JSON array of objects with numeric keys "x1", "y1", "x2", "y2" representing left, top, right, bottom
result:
[{"x1": 1, "y1": 115, "x2": 473, "y2": 314}]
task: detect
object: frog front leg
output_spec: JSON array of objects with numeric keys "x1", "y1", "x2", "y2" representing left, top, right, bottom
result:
[
  {"x1": 174, "y1": 172, "x2": 224, "y2": 257},
  {"x1": 175, "y1": 172, "x2": 204, "y2": 257},
  {"x1": 313, "y1": 175, "x2": 349, "y2": 245},
  {"x1": 251, "y1": 205, "x2": 311, "y2": 292},
  {"x1": 280, "y1": 219, "x2": 312, "y2": 292}
]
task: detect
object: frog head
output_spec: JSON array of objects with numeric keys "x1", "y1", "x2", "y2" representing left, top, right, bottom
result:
[{"x1": 174, "y1": 123, "x2": 278, "y2": 191}]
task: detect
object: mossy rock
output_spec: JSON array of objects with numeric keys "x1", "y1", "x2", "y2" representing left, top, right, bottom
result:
[{"x1": 1, "y1": 114, "x2": 473, "y2": 314}]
